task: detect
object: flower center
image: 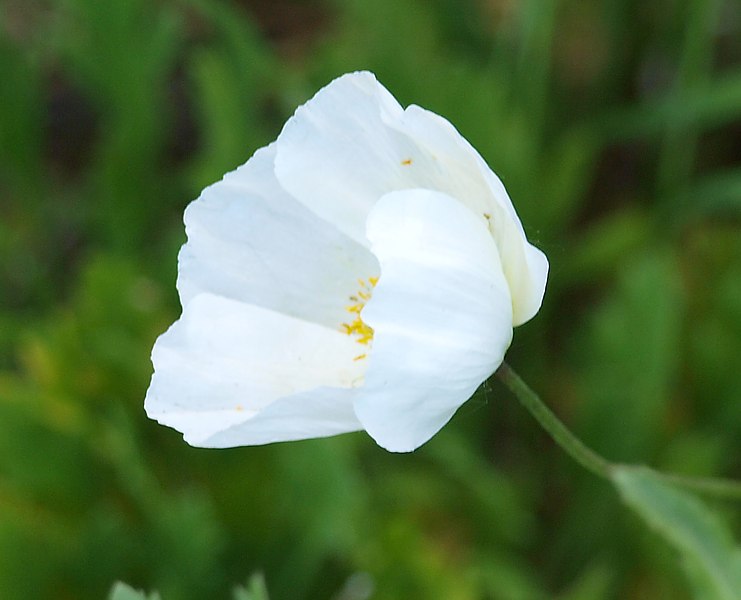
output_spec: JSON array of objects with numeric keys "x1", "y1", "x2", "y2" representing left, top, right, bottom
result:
[{"x1": 341, "y1": 277, "x2": 378, "y2": 354}]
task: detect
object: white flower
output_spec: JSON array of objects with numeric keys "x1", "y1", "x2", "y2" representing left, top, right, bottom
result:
[{"x1": 145, "y1": 71, "x2": 548, "y2": 452}]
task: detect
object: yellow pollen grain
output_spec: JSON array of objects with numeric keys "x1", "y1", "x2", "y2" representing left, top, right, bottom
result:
[
  {"x1": 341, "y1": 276, "x2": 378, "y2": 346},
  {"x1": 353, "y1": 354, "x2": 367, "y2": 361},
  {"x1": 401, "y1": 158, "x2": 413, "y2": 165}
]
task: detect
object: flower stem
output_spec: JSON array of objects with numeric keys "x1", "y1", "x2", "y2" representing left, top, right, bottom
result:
[
  {"x1": 495, "y1": 362, "x2": 611, "y2": 478},
  {"x1": 495, "y1": 362, "x2": 741, "y2": 500}
]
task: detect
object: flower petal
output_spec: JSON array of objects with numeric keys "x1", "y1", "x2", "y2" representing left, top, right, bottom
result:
[
  {"x1": 193, "y1": 387, "x2": 362, "y2": 448},
  {"x1": 274, "y1": 71, "x2": 408, "y2": 246},
  {"x1": 179, "y1": 143, "x2": 378, "y2": 329},
  {"x1": 145, "y1": 293, "x2": 365, "y2": 447},
  {"x1": 274, "y1": 72, "x2": 547, "y2": 325},
  {"x1": 354, "y1": 189, "x2": 514, "y2": 452},
  {"x1": 388, "y1": 105, "x2": 549, "y2": 326}
]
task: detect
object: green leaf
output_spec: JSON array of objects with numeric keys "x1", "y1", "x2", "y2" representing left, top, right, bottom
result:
[
  {"x1": 107, "y1": 582, "x2": 161, "y2": 600},
  {"x1": 233, "y1": 573, "x2": 270, "y2": 600},
  {"x1": 598, "y1": 71, "x2": 741, "y2": 142},
  {"x1": 0, "y1": 36, "x2": 43, "y2": 197},
  {"x1": 576, "y1": 250, "x2": 683, "y2": 462},
  {"x1": 612, "y1": 466, "x2": 741, "y2": 600},
  {"x1": 557, "y1": 207, "x2": 651, "y2": 288},
  {"x1": 678, "y1": 169, "x2": 741, "y2": 219}
]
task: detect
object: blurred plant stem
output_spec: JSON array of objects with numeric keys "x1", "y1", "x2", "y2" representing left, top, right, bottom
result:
[
  {"x1": 496, "y1": 363, "x2": 611, "y2": 478},
  {"x1": 496, "y1": 363, "x2": 741, "y2": 500}
]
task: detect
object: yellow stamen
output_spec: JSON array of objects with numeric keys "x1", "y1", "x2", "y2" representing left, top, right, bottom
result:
[{"x1": 341, "y1": 276, "x2": 379, "y2": 346}]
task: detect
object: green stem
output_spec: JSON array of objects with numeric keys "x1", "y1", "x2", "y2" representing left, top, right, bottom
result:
[
  {"x1": 496, "y1": 362, "x2": 741, "y2": 500},
  {"x1": 495, "y1": 362, "x2": 611, "y2": 478}
]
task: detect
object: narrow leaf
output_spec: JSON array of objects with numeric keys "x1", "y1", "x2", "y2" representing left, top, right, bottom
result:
[{"x1": 612, "y1": 466, "x2": 741, "y2": 600}]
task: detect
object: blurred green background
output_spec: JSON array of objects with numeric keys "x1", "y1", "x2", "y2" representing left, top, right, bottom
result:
[{"x1": 1, "y1": 0, "x2": 740, "y2": 598}]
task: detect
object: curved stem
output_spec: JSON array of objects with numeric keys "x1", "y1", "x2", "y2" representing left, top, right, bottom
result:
[
  {"x1": 496, "y1": 362, "x2": 741, "y2": 500},
  {"x1": 495, "y1": 362, "x2": 611, "y2": 478}
]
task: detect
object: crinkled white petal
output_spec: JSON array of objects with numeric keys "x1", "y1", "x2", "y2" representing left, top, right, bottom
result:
[
  {"x1": 192, "y1": 387, "x2": 362, "y2": 448},
  {"x1": 274, "y1": 71, "x2": 547, "y2": 325},
  {"x1": 145, "y1": 293, "x2": 365, "y2": 447},
  {"x1": 274, "y1": 72, "x2": 408, "y2": 246},
  {"x1": 353, "y1": 189, "x2": 513, "y2": 452},
  {"x1": 179, "y1": 143, "x2": 378, "y2": 329},
  {"x1": 388, "y1": 105, "x2": 549, "y2": 326}
]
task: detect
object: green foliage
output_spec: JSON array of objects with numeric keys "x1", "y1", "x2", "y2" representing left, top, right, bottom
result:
[
  {"x1": 111, "y1": 572, "x2": 271, "y2": 600},
  {"x1": 613, "y1": 467, "x2": 741, "y2": 600},
  {"x1": 232, "y1": 573, "x2": 270, "y2": 600},
  {"x1": 109, "y1": 582, "x2": 162, "y2": 600},
  {"x1": 1, "y1": 0, "x2": 740, "y2": 598}
]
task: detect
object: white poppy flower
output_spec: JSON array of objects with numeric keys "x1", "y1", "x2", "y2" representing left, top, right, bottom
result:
[{"x1": 145, "y1": 71, "x2": 548, "y2": 452}]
